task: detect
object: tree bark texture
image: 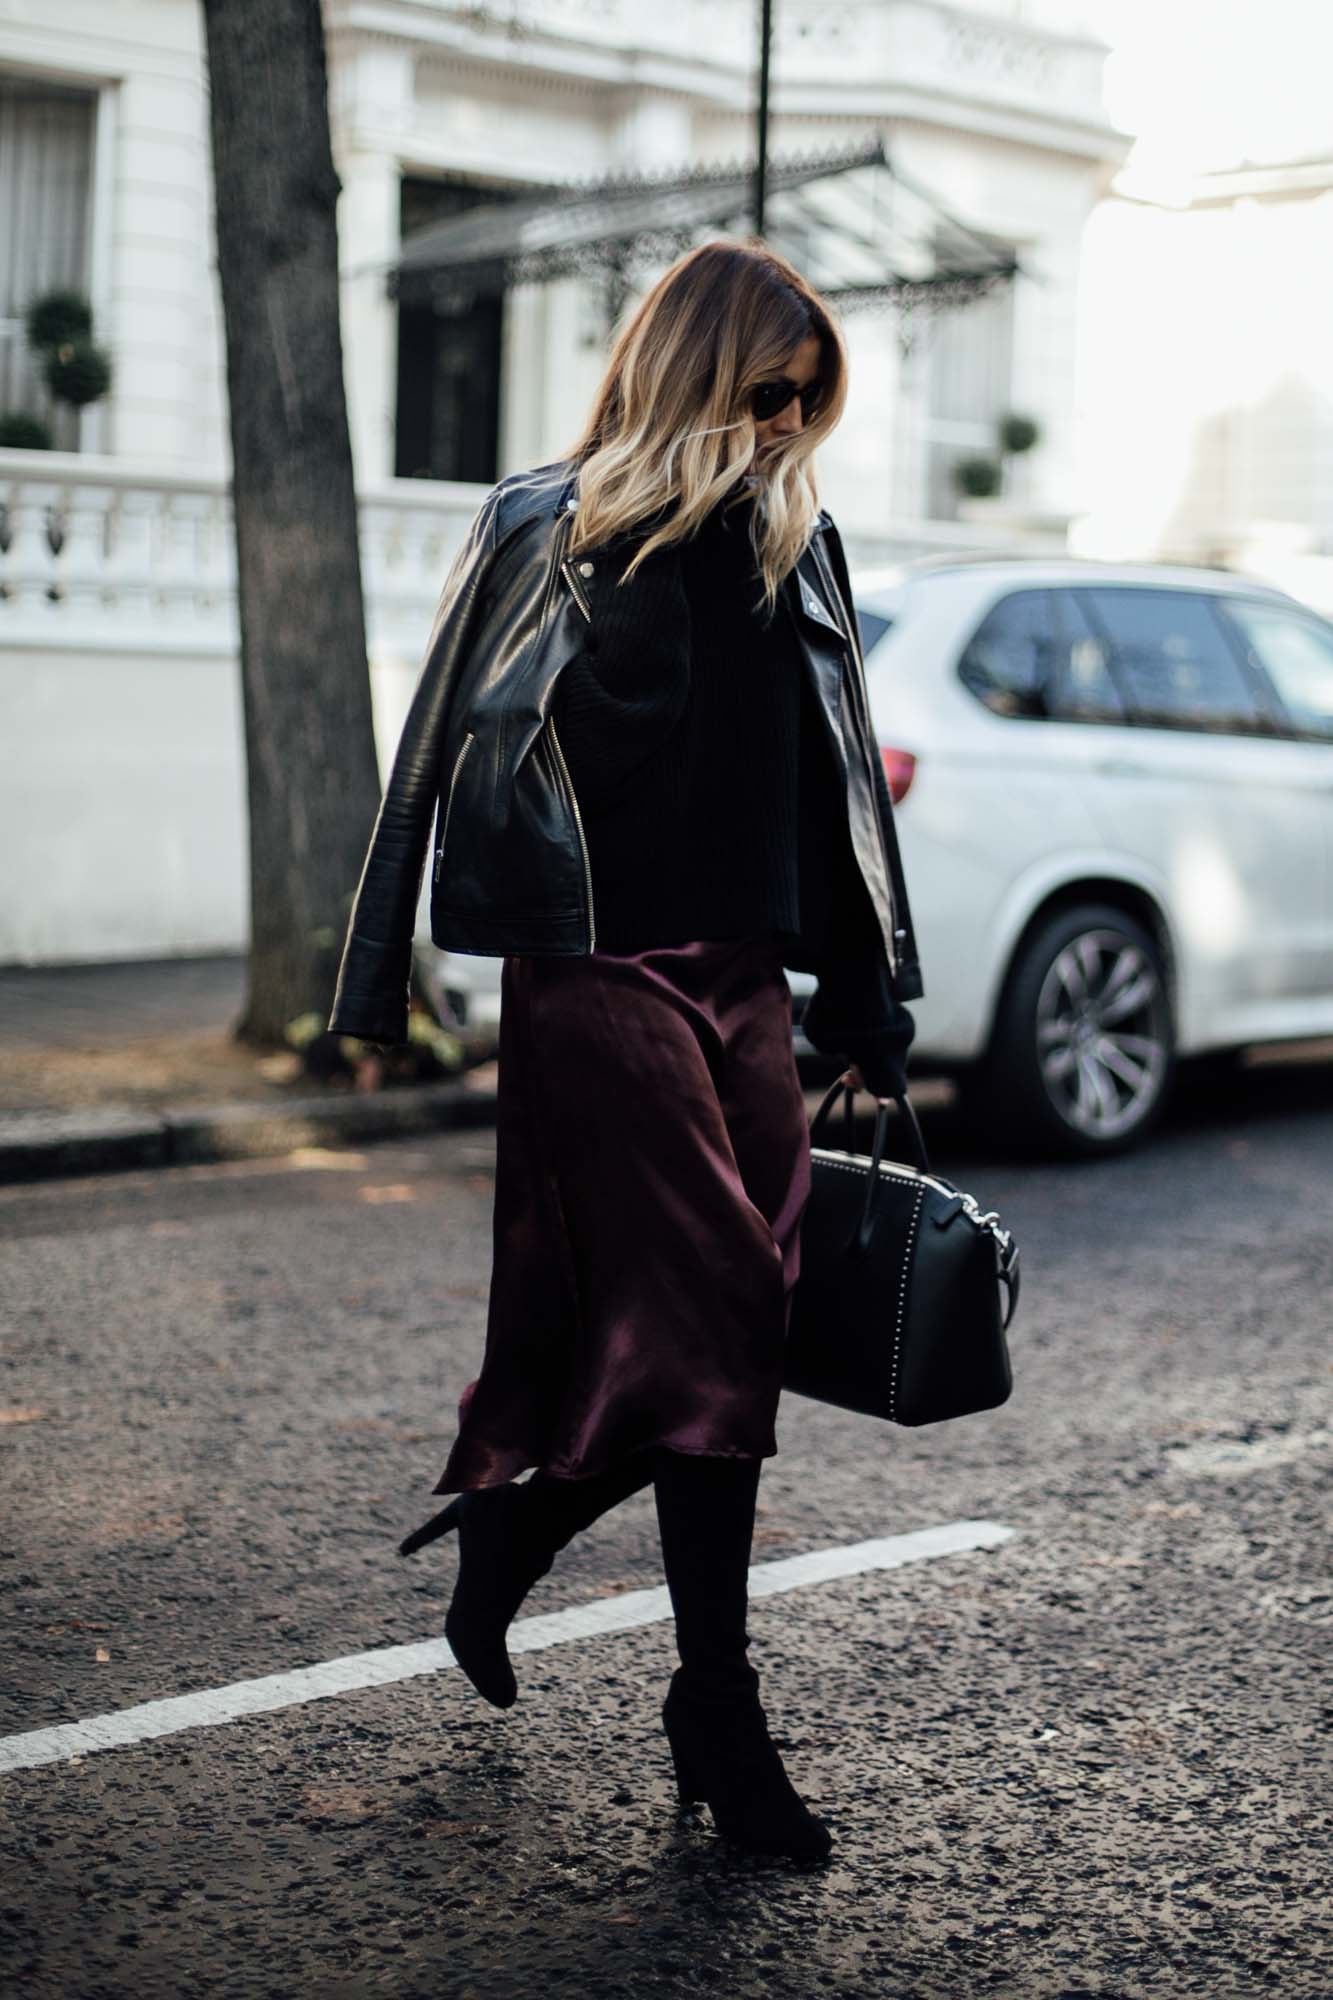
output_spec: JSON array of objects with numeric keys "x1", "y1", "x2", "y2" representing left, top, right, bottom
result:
[{"x1": 201, "y1": 0, "x2": 382, "y2": 1043}]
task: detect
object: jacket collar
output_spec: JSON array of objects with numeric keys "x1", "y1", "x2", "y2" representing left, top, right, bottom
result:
[
  {"x1": 552, "y1": 459, "x2": 848, "y2": 645},
  {"x1": 791, "y1": 539, "x2": 849, "y2": 645}
]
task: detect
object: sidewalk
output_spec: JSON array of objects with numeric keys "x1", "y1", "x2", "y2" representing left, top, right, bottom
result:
[
  {"x1": 0, "y1": 954, "x2": 499, "y2": 1183},
  {"x1": 0, "y1": 952, "x2": 936, "y2": 1185}
]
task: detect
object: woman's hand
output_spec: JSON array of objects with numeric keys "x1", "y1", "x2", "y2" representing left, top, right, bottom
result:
[{"x1": 844, "y1": 1061, "x2": 901, "y2": 1103}]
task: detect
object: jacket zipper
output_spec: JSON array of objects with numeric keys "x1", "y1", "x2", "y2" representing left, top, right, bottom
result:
[
  {"x1": 539, "y1": 508, "x2": 575, "y2": 628},
  {"x1": 545, "y1": 712, "x2": 596, "y2": 951},
  {"x1": 560, "y1": 555, "x2": 593, "y2": 622},
  {"x1": 809, "y1": 535, "x2": 902, "y2": 982},
  {"x1": 433, "y1": 732, "x2": 476, "y2": 885}
]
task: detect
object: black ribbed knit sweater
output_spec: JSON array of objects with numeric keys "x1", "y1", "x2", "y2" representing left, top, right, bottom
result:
[{"x1": 550, "y1": 488, "x2": 915, "y2": 1090}]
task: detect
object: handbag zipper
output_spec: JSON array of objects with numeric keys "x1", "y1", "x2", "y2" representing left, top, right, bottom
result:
[
  {"x1": 812, "y1": 1143, "x2": 1009, "y2": 1238},
  {"x1": 433, "y1": 732, "x2": 476, "y2": 885}
]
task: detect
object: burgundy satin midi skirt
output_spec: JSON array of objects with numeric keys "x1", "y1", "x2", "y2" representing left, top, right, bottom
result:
[{"x1": 431, "y1": 932, "x2": 813, "y2": 1492}]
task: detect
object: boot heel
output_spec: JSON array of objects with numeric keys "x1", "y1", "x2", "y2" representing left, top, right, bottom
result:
[
  {"x1": 666, "y1": 1728, "x2": 705, "y2": 1806},
  {"x1": 661, "y1": 1688, "x2": 833, "y2": 1863},
  {"x1": 398, "y1": 1498, "x2": 461, "y2": 1558}
]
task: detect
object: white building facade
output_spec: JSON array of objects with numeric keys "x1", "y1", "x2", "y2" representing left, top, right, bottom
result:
[
  {"x1": 0, "y1": 0, "x2": 1128, "y2": 963},
  {"x1": 1072, "y1": 152, "x2": 1333, "y2": 614}
]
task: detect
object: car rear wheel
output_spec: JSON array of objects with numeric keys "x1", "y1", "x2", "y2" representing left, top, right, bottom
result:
[{"x1": 970, "y1": 903, "x2": 1174, "y2": 1158}]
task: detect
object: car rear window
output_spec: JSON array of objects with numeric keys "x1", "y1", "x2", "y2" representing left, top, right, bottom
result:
[{"x1": 1220, "y1": 598, "x2": 1333, "y2": 741}]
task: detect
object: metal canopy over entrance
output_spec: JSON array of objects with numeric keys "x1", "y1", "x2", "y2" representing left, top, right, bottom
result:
[{"x1": 391, "y1": 136, "x2": 1021, "y2": 354}]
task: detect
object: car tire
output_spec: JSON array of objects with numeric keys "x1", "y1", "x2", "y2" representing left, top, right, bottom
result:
[{"x1": 967, "y1": 902, "x2": 1175, "y2": 1159}]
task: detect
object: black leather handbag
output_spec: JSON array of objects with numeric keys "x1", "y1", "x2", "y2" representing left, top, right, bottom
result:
[{"x1": 784, "y1": 1074, "x2": 1020, "y2": 1426}]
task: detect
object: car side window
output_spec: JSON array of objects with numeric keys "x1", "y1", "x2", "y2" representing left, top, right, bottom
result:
[
  {"x1": 956, "y1": 589, "x2": 1055, "y2": 718},
  {"x1": 1078, "y1": 587, "x2": 1269, "y2": 735},
  {"x1": 1048, "y1": 592, "x2": 1127, "y2": 722},
  {"x1": 856, "y1": 607, "x2": 894, "y2": 656},
  {"x1": 1219, "y1": 598, "x2": 1333, "y2": 742}
]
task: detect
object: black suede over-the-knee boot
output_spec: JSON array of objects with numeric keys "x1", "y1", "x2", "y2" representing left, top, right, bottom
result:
[
  {"x1": 399, "y1": 1451, "x2": 660, "y2": 1710},
  {"x1": 526, "y1": 1452, "x2": 662, "y2": 1548},
  {"x1": 653, "y1": 1449, "x2": 833, "y2": 1864}
]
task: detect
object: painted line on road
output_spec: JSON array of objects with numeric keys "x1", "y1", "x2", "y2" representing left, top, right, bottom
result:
[{"x1": 0, "y1": 1519, "x2": 1015, "y2": 1777}]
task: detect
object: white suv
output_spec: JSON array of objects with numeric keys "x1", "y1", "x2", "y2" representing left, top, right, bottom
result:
[{"x1": 850, "y1": 556, "x2": 1333, "y2": 1155}]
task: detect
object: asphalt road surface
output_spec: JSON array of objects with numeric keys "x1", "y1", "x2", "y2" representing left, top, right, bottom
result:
[{"x1": 2, "y1": 1060, "x2": 1330, "y2": 2000}]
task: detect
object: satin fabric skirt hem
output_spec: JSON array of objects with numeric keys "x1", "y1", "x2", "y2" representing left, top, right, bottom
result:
[
  {"x1": 430, "y1": 1435, "x2": 775, "y2": 1498},
  {"x1": 429, "y1": 932, "x2": 812, "y2": 1495}
]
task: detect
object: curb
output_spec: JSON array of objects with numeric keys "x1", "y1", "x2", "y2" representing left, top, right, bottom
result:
[{"x1": 0, "y1": 1079, "x2": 500, "y2": 1186}]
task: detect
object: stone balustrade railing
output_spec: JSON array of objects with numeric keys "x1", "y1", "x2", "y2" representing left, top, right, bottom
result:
[
  {"x1": 0, "y1": 452, "x2": 487, "y2": 658},
  {"x1": 0, "y1": 448, "x2": 1048, "y2": 661}
]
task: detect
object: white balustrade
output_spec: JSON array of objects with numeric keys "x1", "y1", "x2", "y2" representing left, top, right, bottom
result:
[
  {"x1": 103, "y1": 485, "x2": 157, "y2": 629},
  {"x1": 58, "y1": 485, "x2": 115, "y2": 625},
  {"x1": 0, "y1": 446, "x2": 1042, "y2": 666},
  {"x1": 0, "y1": 451, "x2": 484, "y2": 660},
  {"x1": 3, "y1": 479, "x2": 61, "y2": 620},
  {"x1": 155, "y1": 489, "x2": 202, "y2": 632},
  {"x1": 0, "y1": 454, "x2": 237, "y2": 652}
]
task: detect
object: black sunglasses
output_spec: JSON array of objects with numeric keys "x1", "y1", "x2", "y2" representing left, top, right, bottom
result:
[{"x1": 750, "y1": 375, "x2": 822, "y2": 424}]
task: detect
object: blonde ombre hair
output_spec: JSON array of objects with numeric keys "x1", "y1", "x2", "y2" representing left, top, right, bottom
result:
[{"x1": 562, "y1": 238, "x2": 848, "y2": 621}]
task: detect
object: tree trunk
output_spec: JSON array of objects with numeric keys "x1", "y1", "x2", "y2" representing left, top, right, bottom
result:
[{"x1": 200, "y1": 0, "x2": 382, "y2": 1044}]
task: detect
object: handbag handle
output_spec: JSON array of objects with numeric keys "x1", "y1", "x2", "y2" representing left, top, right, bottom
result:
[
  {"x1": 809, "y1": 1070, "x2": 931, "y2": 1176},
  {"x1": 809, "y1": 1071, "x2": 1021, "y2": 1323},
  {"x1": 809, "y1": 1071, "x2": 933, "y2": 1250},
  {"x1": 809, "y1": 1071, "x2": 931, "y2": 1251}
]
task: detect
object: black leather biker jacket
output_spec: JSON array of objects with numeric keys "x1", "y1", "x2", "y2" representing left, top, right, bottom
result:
[{"x1": 328, "y1": 457, "x2": 924, "y2": 1044}]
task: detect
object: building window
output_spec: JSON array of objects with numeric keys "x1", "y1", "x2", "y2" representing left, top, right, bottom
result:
[
  {"x1": 920, "y1": 243, "x2": 1016, "y2": 522},
  {"x1": 0, "y1": 74, "x2": 96, "y2": 449},
  {"x1": 395, "y1": 176, "x2": 521, "y2": 485}
]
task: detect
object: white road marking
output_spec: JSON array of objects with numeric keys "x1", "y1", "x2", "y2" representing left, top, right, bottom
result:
[{"x1": 0, "y1": 1519, "x2": 1014, "y2": 1776}]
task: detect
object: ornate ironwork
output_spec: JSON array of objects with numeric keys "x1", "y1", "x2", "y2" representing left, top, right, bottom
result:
[{"x1": 391, "y1": 136, "x2": 1020, "y2": 346}]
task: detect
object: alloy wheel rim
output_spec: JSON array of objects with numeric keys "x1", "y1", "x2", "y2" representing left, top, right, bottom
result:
[{"x1": 1034, "y1": 927, "x2": 1169, "y2": 1141}]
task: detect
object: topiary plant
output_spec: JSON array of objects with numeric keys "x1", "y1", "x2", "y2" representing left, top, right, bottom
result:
[
  {"x1": 26, "y1": 289, "x2": 93, "y2": 352},
  {"x1": 0, "y1": 410, "x2": 53, "y2": 449},
  {"x1": 998, "y1": 412, "x2": 1040, "y2": 456},
  {"x1": 953, "y1": 454, "x2": 1003, "y2": 498},
  {"x1": 23, "y1": 289, "x2": 112, "y2": 424},
  {"x1": 43, "y1": 338, "x2": 113, "y2": 409}
]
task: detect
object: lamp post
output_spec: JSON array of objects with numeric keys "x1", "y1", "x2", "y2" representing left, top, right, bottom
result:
[{"x1": 754, "y1": 0, "x2": 772, "y2": 236}]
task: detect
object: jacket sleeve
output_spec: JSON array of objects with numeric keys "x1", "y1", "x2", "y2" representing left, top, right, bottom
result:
[
  {"x1": 327, "y1": 487, "x2": 503, "y2": 1044},
  {"x1": 799, "y1": 851, "x2": 918, "y2": 1099},
  {"x1": 551, "y1": 529, "x2": 691, "y2": 817}
]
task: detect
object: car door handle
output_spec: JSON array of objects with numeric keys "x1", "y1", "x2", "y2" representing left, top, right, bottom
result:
[{"x1": 1093, "y1": 757, "x2": 1150, "y2": 778}]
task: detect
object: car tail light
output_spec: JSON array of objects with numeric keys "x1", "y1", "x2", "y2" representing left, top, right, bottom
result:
[{"x1": 880, "y1": 745, "x2": 917, "y2": 804}]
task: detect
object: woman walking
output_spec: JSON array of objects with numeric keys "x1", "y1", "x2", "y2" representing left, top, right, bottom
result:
[{"x1": 329, "y1": 240, "x2": 923, "y2": 1865}]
